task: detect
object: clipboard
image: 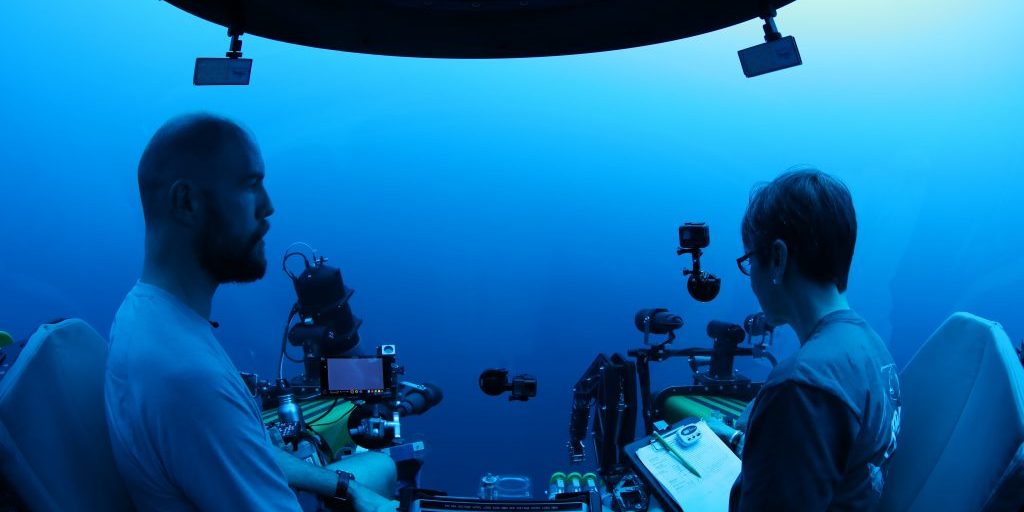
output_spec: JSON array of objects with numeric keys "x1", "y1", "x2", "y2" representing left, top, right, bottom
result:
[{"x1": 624, "y1": 418, "x2": 740, "y2": 512}]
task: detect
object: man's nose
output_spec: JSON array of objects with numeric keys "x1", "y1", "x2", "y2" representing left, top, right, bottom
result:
[{"x1": 261, "y1": 189, "x2": 275, "y2": 219}]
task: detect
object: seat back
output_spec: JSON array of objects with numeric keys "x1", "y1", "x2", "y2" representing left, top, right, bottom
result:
[
  {"x1": 0, "y1": 319, "x2": 134, "y2": 511},
  {"x1": 878, "y1": 312, "x2": 1024, "y2": 512}
]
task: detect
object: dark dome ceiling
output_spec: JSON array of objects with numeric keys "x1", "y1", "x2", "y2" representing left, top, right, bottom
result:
[{"x1": 165, "y1": 0, "x2": 797, "y2": 59}]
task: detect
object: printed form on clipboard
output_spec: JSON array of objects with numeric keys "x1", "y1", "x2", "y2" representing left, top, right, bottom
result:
[{"x1": 634, "y1": 420, "x2": 741, "y2": 512}]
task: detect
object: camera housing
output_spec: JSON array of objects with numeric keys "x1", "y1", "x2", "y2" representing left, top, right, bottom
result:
[
  {"x1": 193, "y1": 57, "x2": 252, "y2": 85},
  {"x1": 738, "y1": 36, "x2": 802, "y2": 78},
  {"x1": 479, "y1": 368, "x2": 537, "y2": 401},
  {"x1": 676, "y1": 222, "x2": 720, "y2": 302},
  {"x1": 634, "y1": 309, "x2": 683, "y2": 337},
  {"x1": 678, "y1": 223, "x2": 710, "y2": 250}
]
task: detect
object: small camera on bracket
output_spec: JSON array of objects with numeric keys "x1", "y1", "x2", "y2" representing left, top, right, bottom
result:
[
  {"x1": 676, "y1": 222, "x2": 720, "y2": 303},
  {"x1": 479, "y1": 368, "x2": 537, "y2": 402},
  {"x1": 678, "y1": 223, "x2": 710, "y2": 250}
]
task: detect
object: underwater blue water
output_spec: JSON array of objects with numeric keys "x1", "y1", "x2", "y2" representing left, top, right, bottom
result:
[{"x1": 1, "y1": 0, "x2": 1022, "y2": 498}]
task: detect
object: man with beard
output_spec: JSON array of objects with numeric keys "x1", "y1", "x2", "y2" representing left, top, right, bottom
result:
[{"x1": 104, "y1": 114, "x2": 396, "y2": 512}]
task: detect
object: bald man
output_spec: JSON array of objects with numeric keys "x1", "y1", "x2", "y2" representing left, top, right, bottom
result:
[{"x1": 104, "y1": 114, "x2": 396, "y2": 512}]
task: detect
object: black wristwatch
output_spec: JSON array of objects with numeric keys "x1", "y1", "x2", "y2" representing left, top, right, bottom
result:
[{"x1": 335, "y1": 470, "x2": 355, "y2": 500}]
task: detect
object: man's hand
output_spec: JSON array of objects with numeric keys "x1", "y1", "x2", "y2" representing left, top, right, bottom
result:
[
  {"x1": 274, "y1": 445, "x2": 398, "y2": 511},
  {"x1": 349, "y1": 481, "x2": 399, "y2": 512},
  {"x1": 267, "y1": 425, "x2": 286, "y2": 449}
]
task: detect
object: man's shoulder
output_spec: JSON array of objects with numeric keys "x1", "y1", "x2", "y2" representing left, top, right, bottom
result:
[
  {"x1": 111, "y1": 286, "x2": 193, "y2": 338},
  {"x1": 108, "y1": 286, "x2": 222, "y2": 372},
  {"x1": 108, "y1": 321, "x2": 218, "y2": 382},
  {"x1": 107, "y1": 343, "x2": 232, "y2": 399},
  {"x1": 107, "y1": 308, "x2": 233, "y2": 399}
]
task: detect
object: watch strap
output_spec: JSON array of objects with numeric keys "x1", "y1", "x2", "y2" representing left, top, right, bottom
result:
[{"x1": 335, "y1": 470, "x2": 355, "y2": 499}]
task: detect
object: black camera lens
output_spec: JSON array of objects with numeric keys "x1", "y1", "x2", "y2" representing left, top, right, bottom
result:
[
  {"x1": 634, "y1": 308, "x2": 683, "y2": 335},
  {"x1": 687, "y1": 272, "x2": 721, "y2": 303},
  {"x1": 479, "y1": 369, "x2": 509, "y2": 396}
]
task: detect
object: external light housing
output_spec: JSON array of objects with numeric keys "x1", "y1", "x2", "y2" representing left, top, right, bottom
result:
[
  {"x1": 738, "y1": 35, "x2": 802, "y2": 78},
  {"x1": 194, "y1": 31, "x2": 252, "y2": 86},
  {"x1": 193, "y1": 57, "x2": 252, "y2": 85},
  {"x1": 737, "y1": 13, "x2": 802, "y2": 78}
]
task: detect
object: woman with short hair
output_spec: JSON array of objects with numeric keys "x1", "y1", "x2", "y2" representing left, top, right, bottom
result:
[{"x1": 731, "y1": 169, "x2": 902, "y2": 512}]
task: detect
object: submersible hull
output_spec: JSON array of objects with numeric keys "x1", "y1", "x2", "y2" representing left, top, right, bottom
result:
[{"x1": 164, "y1": 0, "x2": 796, "y2": 58}]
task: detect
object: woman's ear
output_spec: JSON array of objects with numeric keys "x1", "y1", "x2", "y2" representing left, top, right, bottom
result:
[{"x1": 770, "y1": 239, "x2": 789, "y2": 285}]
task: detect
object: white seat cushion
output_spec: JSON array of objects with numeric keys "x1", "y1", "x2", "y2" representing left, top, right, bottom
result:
[
  {"x1": 879, "y1": 312, "x2": 1024, "y2": 512},
  {"x1": 0, "y1": 319, "x2": 134, "y2": 511}
]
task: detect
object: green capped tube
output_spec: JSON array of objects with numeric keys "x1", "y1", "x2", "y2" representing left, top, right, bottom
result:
[
  {"x1": 548, "y1": 472, "x2": 567, "y2": 499},
  {"x1": 566, "y1": 472, "x2": 582, "y2": 493}
]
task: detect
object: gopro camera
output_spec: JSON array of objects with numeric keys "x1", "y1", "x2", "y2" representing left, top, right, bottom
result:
[{"x1": 678, "y1": 223, "x2": 710, "y2": 250}]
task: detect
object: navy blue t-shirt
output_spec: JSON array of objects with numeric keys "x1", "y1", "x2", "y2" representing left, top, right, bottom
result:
[
  {"x1": 105, "y1": 282, "x2": 302, "y2": 511},
  {"x1": 730, "y1": 310, "x2": 902, "y2": 512}
]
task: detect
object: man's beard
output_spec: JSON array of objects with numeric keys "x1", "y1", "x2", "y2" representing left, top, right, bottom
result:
[{"x1": 196, "y1": 208, "x2": 267, "y2": 284}]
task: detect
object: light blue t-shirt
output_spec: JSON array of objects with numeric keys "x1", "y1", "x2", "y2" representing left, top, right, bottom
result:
[{"x1": 104, "y1": 282, "x2": 302, "y2": 512}]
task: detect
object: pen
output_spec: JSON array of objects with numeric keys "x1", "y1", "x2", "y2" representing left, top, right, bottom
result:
[{"x1": 652, "y1": 431, "x2": 702, "y2": 479}]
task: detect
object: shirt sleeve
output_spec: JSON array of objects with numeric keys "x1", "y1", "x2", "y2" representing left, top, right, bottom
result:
[
  {"x1": 154, "y1": 368, "x2": 304, "y2": 512},
  {"x1": 731, "y1": 381, "x2": 857, "y2": 512}
]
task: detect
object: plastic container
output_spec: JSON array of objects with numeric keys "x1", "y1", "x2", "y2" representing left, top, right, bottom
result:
[{"x1": 479, "y1": 474, "x2": 533, "y2": 499}]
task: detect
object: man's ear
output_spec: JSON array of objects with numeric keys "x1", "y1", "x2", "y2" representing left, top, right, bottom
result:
[
  {"x1": 168, "y1": 180, "x2": 199, "y2": 226},
  {"x1": 770, "y1": 239, "x2": 789, "y2": 283}
]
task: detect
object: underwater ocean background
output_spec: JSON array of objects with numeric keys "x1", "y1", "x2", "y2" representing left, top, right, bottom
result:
[{"x1": 1, "y1": 0, "x2": 1022, "y2": 498}]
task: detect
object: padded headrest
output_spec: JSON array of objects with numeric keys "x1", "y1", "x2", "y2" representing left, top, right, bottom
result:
[
  {"x1": 0, "y1": 319, "x2": 133, "y2": 511},
  {"x1": 880, "y1": 312, "x2": 1024, "y2": 512}
]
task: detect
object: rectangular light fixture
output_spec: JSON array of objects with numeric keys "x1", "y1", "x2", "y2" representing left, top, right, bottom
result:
[
  {"x1": 738, "y1": 36, "x2": 802, "y2": 78},
  {"x1": 193, "y1": 57, "x2": 253, "y2": 86}
]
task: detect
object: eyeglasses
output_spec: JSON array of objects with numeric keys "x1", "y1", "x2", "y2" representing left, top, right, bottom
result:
[{"x1": 737, "y1": 251, "x2": 753, "y2": 276}]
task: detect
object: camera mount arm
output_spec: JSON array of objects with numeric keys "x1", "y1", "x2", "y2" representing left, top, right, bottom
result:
[
  {"x1": 568, "y1": 354, "x2": 637, "y2": 483},
  {"x1": 568, "y1": 355, "x2": 607, "y2": 463},
  {"x1": 759, "y1": 8, "x2": 783, "y2": 42},
  {"x1": 628, "y1": 344, "x2": 722, "y2": 434},
  {"x1": 675, "y1": 222, "x2": 721, "y2": 303},
  {"x1": 628, "y1": 317, "x2": 776, "y2": 434}
]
